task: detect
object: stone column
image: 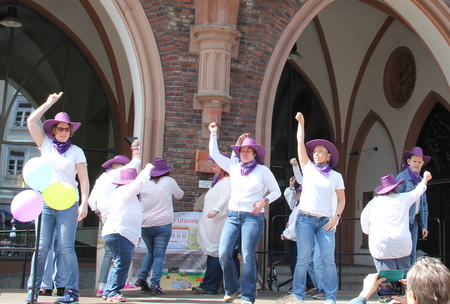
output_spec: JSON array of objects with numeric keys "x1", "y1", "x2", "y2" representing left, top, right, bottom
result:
[{"x1": 190, "y1": 0, "x2": 241, "y2": 138}]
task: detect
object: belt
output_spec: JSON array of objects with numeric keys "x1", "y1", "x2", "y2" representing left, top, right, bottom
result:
[{"x1": 298, "y1": 210, "x2": 325, "y2": 218}]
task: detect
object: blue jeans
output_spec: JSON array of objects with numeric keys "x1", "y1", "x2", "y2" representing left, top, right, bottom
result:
[
  {"x1": 293, "y1": 212, "x2": 338, "y2": 301},
  {"x1": 27, "y1": 203, "x2": 79, "y2": 294},
  {"x1": 99, "y1": 217, "x2": 113, "y2": 284},
  {"x1": 41, "y1": 229, "x2": 67, "y2": 289},
  {"x1": 288, "y1": 240, "x2": 314, "y2": 289},
  {"x1": 409, "y1": 217, "x2": 419, "y2": 266},
  {"x1": 219, "y1": 211, "x2": 264, "y2": 303},
  {"x1": 308, "y1": 238, "x2": 324, "y2": 290},
  {"x1": 103, "y1": 233, "x2": 134, "y2": 297},
  {"x1": 200, "y1": 250, "x2": 240, "y2": 293},
  {"x1": 138, "y1": 224, "x2": 172, "y2": 287}
]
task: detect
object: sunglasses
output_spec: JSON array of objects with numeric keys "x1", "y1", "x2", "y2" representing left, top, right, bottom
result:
[{"x1": 56, "y1": 127, "x2": 71, "y2": 133}]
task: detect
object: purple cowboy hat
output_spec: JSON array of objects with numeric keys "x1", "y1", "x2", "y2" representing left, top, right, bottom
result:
[
  {"x1": 151, "y1": 158, "x2": 173, "y2": 177},
  {"x1": 402, "y1": 146, "x2": 431, "y2": 165},
  {"x1": 230, "y1": 137, "x2": 266, "y2": 165},
  {"x1": 374, "y1": 174, "x2": 405, "y2": 195},
  {"x1": 42, "y1": 112, "x2": 81, "y2": 139},
  {"x1": 102, "y1": 155, "x2": 131, "y2": 169},
  {"x1": 113, "y1": 168, "x2": 138, "y2": 185},
  {"x1": 305, "y1": 139, "x2": 339, "y2": 168}
]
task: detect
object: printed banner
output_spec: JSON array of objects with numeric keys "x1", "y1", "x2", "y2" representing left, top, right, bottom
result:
[{"x1": 96, "y1": 211, "x2": 206, "y2": 290}]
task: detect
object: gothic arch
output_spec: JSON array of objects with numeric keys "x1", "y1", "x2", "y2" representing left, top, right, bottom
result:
[
  {"x1": 105, "y1": 0, "x2": 166, "y2": 164},
  {"x1": 404, "y1": 91, "x2": 450, "y2": 151}
]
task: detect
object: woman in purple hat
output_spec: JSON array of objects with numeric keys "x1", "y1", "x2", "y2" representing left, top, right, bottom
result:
[
  {"x1": 360, "y1": 171, "x2": 432, "y2": 302},
  {"x1": 25, "y1": 92, "x2": 88, "y2": 304},
  {"x1": 101, "y1": 163, "x2": 154, "y2": 302},
  {"x1": 88, "y1": 139, "x2": 141, "y2": 297},
  {"x1": 395, "y1": 146, "x2": 431, "y2": 267},
  {"x1": 134, "y1": 158, "x2": 184, "y2": 295},
  {"x1": 292, "y1": 112, "x2": 346, "y2": 304},
  {"x1": 208, "y1": 122, "x2": 281, "y2": 304}
]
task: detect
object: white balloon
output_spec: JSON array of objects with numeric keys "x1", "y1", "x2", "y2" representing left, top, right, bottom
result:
[{"x1": 22, "y1": 157, "x2": 53, "y2": 191}]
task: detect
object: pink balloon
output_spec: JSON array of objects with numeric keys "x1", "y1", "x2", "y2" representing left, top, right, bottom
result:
[{"x1": 11, "y1": 190, "x2": 44, "y2": 222}]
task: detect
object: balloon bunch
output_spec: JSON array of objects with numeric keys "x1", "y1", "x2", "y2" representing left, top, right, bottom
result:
[{"x1": 11, "y1": 157, "x2": 77, "y2": 222}]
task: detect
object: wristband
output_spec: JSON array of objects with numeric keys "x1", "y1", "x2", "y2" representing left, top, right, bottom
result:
[
  {"x1": 132, "y1": 148, "x2": 139, "y2": 151},
  {"x1": 212, "y1": 133, "x2": 217, "y2": 136}
]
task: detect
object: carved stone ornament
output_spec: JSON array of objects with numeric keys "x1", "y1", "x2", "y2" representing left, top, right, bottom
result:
[{"x1": 383, "y1": 46, "x2": 416, "y2": 108}]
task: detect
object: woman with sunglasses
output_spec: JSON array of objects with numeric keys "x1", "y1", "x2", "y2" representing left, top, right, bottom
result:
[{"x1": 25, "y1": 92, "x2": 89, "y2": 304}]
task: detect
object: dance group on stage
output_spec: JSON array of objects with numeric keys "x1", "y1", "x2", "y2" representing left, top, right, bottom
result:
[{"x1": 23, "y1": 92, "x2": 450, "y2": 304}]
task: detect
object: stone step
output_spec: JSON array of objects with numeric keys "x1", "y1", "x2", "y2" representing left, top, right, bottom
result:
[{"x1": 264, "y1": 263, "x2": 376, "y2": 291}]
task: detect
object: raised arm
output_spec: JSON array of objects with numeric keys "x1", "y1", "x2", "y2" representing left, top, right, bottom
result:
[
  {"x1": 295, "y1": 112, "x2": 309, "y2": 167},
  {"x1": 26, "y1": 92, "x2": 63, "y2": 147}
]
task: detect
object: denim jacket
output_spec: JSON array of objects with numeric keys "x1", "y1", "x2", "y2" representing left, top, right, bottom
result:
[{"x1": 396, "y1": 169, "x2": 428, "y2": 229}]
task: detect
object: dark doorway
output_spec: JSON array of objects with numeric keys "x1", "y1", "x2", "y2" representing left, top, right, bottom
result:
[
  {"x1": 269, "y1": 61, "x2": 332, "y2": 261},
  {"x1": 416, "y1": 102, "x2": 450, "y2": 265}
]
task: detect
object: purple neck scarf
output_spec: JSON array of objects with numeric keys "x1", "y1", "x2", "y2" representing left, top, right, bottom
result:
[
  {"x1": 211, "y1": 173, "x2": 220, "y2": 188},
  {"x1": 240, "y1": 159, "x2": 258, "y2": 176},
  {"x1": 52, "y1": 139, "x2": 72, "y2": 154},
  {"x1": 314, "y1": 163, "x2": 331, "y2": 176},
  {"x1": 407, "y1": 166, "x2": 421, "y2": 185}
]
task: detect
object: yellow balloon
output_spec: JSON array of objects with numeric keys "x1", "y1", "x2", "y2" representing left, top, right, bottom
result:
[{"x1": 42, "y1": 182, "x2": 77, "y2": 210}]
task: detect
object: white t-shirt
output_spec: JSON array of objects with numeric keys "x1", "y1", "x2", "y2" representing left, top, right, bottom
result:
[
  {"x1": 140, "y1": 176, "x2": 184, "y2": 227},
  {"x1": 361, "y1": 183, "x2": 427, "y2": 259},
  {"x1": 40, "y1": 137, "x2": 87, "y2": 201},
  {"x1": 298, "y1": 160, "x2": 344, "y2": 217},
  {"x1": 88, "y1": 157, "x2": 141, "y2": 215},
  {"x1": 102, "y1": 166, "x2": 151, "y2": 245},
  {"x1": 209, "y1": 134, "x2": 281, "y2": 212},
  {"x1": 197, "y1": 176, "x2": 231, "y2": 256}
]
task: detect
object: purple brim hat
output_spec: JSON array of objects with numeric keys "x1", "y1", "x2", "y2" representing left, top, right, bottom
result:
[
  {"x1": 151, "y1": 158, "x2": 173, "y2": 177},
  {"x1": 230, "y1": 137, "x2": 266, "y2": 165},
  {"x1": 374, "y1": 174, "x2": 405, "y2": 195},
  {"x1": 102, "y1": 155, "x2": 131, "y2": 169},
  {"x1": 113, "y1": 168, "x2": 138, "y2": 185},
  {"x1": 402, "y1": 146, "x2": 431, "y2": 165},
  {"x1": 42, "y1": 112, "x2": 81, "y2": 139},
  {"x1": 305, "y1": 139, "x2": 339, "y2": 168}
]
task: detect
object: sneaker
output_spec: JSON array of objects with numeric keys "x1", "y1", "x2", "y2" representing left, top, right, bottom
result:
[
  {"x1": 149, "y1": 285, "x2": 165, "y2": 295},
  {"x1": 287, "y1": 287, "x2": 292, "y2": 294},
  {"x1": 379, "y1": 296, "x2": 393, "y2": 303},
  {"x1": 223, "y1": 290, "x2": 239, "y2": 303},
  {"x1": 96, "y1": 289, "x2": 104, "y2": 297},
  {"x1": 55, "y1": 288, "x2": 66, "y2": 296},
  {"x1": 306, "y1": 287, "x2": 319, "y2": 297},
  {"x1": 53, "y1": 289, "x2": 79, "y2": 304},
  {"x1": 323, "y1": 301, "x2": 336, "y2": 304},
  {"x1": 25, "y1": 292, "x2": 38, "y2": 304},
  {"x1": 102, "y1": 295, "x2": 107, "y2": 300},
  {"x1": 134, "y1": 278, "x2": 151, "y2": 292},
  {"x1": 39, "y1": 289, "x2": 52, "y2": 296},
  {"x1": 107, "y1": 294, "x2": 126, "y2": 302},
  {"x1": 312, "y1": 290, "x2": 326, "y2": 300},
  {"x1": 192, "y1": 286, "x2": 217, "y2": 294}
]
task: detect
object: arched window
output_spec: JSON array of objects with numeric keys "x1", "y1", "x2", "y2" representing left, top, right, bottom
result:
[{"x1": 0, "y1": 4, "x2": 114, "y2": 237}]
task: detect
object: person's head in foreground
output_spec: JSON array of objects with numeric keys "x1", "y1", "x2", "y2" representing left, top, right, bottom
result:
[{"x1": 406, "y1": 256, "x2": 450, "y2": 304}]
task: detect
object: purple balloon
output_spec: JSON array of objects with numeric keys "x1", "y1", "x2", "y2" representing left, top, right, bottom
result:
[{"x1": 11, "y1": 190, "x2": 44, "y2": 222}]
